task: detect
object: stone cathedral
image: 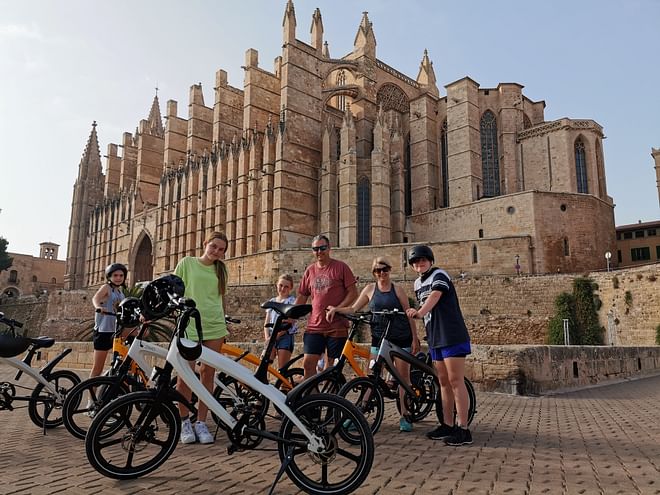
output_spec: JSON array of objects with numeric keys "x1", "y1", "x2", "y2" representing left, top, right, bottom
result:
[{"x1": 65, "y1": 1, "x2": 616, "y2": 290}]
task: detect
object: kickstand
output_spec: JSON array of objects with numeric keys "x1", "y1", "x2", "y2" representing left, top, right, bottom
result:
[{"x1": 268, "y1": 445, "x2": 294, "y2": 495}]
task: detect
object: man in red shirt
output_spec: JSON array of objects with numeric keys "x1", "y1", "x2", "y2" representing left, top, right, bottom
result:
[{"x1": 296, "y1": 235, "x2": 358, "y2": 378}]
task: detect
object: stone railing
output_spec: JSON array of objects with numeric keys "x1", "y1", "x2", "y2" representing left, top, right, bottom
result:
[{"x1": 30, "y1": 342, "x2": 660, "y2": 396}]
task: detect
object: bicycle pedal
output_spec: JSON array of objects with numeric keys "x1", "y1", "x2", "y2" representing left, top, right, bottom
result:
[{"x1": 226, "y1": 444, "x2": 244, "y2": 455}]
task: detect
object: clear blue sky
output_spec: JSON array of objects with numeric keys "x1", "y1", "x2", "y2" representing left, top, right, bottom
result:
[{"x1": 1, "y1": 0, "x2": 659, "y2": 257}]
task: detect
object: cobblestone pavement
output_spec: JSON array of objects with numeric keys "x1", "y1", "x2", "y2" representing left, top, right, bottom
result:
[{"x1": 0, "y1": 365, "x2": 658, "y2": 495}]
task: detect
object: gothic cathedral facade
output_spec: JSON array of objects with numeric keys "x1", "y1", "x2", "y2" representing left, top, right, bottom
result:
[{"x1": 65, "y1": 2, "x2": 616, "y2": 289}]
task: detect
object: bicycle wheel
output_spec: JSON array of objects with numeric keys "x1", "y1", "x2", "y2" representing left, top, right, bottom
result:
[
  {"x1": 85, "y1": 391, "x2": 180, "y2": 480},
  {"x1": 338, "y1": 377, "x2": 384, "y2": 437},
  {"x1": 396, "y1": 369, "x2": 436, "y2": 422},
  {"x1": 274, "y1": 367, "x2": 305, "y2": 392},
  {"x1": 28, "y1": 369, "x2": 80, "y2": 429},
  {"x1": 62, "y1": 375, "x2": 131, "y2": 440},
  {"x1": 278, "y1": 394, "x2": 374, "y2": 495},
  {"x1": 210, "y1": 374, "x2": 269, "y2": 432},
  {"x1": 435, "y1": 377, "x2": 477, "y2": 426}
]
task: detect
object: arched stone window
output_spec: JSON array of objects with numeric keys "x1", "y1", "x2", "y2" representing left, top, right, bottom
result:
[
  {"x1": 439, "y1": 119, "x2": 449, "y2": 207},
  {"x1": 472, "y1": 245, "x2": 478, "y2": 264},
  {"x1": 336, "y1": 70, "x2": 346, "y2": 112},
  {"x1": 404, "y1": 133, "x2": 412, "y2": 216},
  {"x1": 357, "y1": 176, "x2": 371, "y2": 246},
  {"x1": 31, "y1": 275, "x2": 38, "y2": 282},
  {"x1": 480, "y1": 111, "x2": 500, "y2": 197},
  {"x1": 376, "y1": 83, "x2": 409, "y2": 114},
  {"x1": 51, "y1": 277, "x2": 57, "y2": 284},
  {"x1": 575, "y1": 138, "x2": 588, "y2": 193},
  {"x1": 563, "y1": 237, "x2": 570, "y2": 256},
  {"x1": 9, "y1": 270, "x2": 17, "y2": 283}
]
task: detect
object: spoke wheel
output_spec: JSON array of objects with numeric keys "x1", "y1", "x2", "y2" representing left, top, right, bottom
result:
[
  {"x1": 210, "y1": 375, "x2": 269, "y2": 431},
  {"x1": 28, "y1": 369, "x2": 80, "y2": 429},
  {"x1": 396, "y1": 369, "x2": 436, "y2": 422},
  {"x1": 338, "y1": 377, "x2": 384, "y2": 438},
  {"x1": 274, "y1": 367, "x2": 305, "y2": 393},
  {"x1": 278, "y1": 394, "x2": 374, "y2": 495},
  {"x1": 63, "y1": 376, "x2": 131, "y2": 440},
  {"x1": 85, "y1": 391, "x2": 180, "y2": 480}
]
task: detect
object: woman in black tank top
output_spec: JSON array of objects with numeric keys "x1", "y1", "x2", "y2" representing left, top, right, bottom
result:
[{"x1": 325, "y1": 257, "x2": 420, "y2": 432}]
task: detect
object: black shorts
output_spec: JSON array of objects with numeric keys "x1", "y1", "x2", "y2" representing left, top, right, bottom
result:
[
  {"x1": 93, "y1": 330, "x2": 113, "y2": 351},
  {"x1": 371, "y1": 334, "x2": 412, "y2": 350}
]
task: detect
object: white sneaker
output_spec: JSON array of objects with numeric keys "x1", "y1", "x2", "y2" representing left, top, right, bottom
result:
[
  {"x1": 193, "y1": 421, "x2": 214, "y2": 444},
  {"x1": 180, "y1": 418, "x2": 196, "y2": 444}
]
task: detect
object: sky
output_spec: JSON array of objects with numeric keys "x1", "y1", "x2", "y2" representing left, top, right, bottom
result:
[{"x1": 1, "y1": 0, "x2": 659, "y2": 258}]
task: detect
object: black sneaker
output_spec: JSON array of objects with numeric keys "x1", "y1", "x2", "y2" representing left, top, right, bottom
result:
[
  {"x1": 444, "y1": 427, "x2": 472, "y2": 446},
  {"x1": 426, "y1": 423, "x2": 455, "y2": 440}
]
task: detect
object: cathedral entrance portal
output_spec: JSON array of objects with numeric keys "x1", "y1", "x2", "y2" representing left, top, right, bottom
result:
[{"x1": 133, "y1": 234, "x2": 153, "y2": 284}]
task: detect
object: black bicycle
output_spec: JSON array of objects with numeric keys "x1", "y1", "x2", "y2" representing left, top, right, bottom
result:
[{"x1": 337, "y1": 310, "x2": 476, "y2": 436}]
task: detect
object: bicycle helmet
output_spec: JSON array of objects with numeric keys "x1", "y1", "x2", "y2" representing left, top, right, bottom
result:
[
  {"x1": 407, "y1": 245, "x2": 434, "y2": 265},
  {"x1": 141, "y1": 274, "x2": 185, "y2": 320},
  {"x1": 105, "y1": 263, "x2": 127, "y2": 280},
  {"x1": 116, "y1": 297, "x2": 142, "y2": 327}
]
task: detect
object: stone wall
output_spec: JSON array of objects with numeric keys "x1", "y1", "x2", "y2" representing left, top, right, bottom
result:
[
  {"x1": 24, "y1": 341, "x2": 660, "y2": 396},
  {"x1": 1, "y1": 264, "x2": 657, "y2": 346}
]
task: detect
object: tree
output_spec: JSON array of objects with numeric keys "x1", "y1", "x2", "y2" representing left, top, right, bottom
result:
[{"x1": 0, "y1": 237, "x2": 13, "y2": 272}]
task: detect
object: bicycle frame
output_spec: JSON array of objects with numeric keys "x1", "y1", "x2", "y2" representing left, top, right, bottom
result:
[
  {"x1": 166, "y1": 337, "x2": 324, "y2": 452},
  {"x1": 0, "y1": 356, "x2": 66, "y2": 400}
]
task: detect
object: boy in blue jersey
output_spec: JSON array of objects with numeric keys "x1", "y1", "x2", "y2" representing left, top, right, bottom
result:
[{"x1": 406, "y1": 245, "x2": 473, "y2": 446}]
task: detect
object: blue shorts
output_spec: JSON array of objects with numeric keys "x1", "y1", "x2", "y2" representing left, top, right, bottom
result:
[
  {"x1": 430, "y1": 342, "x2": 471, "y2": 361},
  {"x1": 275, "y1": 333, "x2": 295, "y2": 352},
  {"x1": 303, "y1": 333, "x2": 347, "y2": 359}
]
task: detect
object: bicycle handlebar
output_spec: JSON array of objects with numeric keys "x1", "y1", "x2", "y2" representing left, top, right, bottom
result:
[{"x1": 0, "y1": 313, "x2": 24, "y2": 329}]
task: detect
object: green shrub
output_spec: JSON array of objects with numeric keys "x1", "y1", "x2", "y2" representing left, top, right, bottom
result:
[{"x1": 548, "y1": 292, "x2": 575, "y2": 344}]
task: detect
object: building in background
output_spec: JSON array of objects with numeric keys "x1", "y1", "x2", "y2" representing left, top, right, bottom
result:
[
  {"x1": 1, "y1": 242, "x2": 65, "y2": 298},
  {"x1": 615, "y1": 220, "x2": 660, "y2": 267},
  {"x1": 65, "y1": 1, "x2": 616, "y2": 289}
]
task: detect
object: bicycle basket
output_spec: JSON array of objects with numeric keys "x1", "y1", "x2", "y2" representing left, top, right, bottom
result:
[
  {"x1": 141, "y1": 275, "x2": 185, "y2": 320},
  {"x1": 0, "y1": 333, "x2": 31, "y2": 358}
]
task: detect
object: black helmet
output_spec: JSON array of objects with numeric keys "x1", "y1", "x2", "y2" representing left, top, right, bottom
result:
[
  {"x1": 117, "y1": 297, "x2": 142, "y2": 327},
  {"x1": 408, "y1": 245, "x2": 434, "y2": 265},
  {"x1": 105, "y1": 263, "x2": 127, "y2": 280},
  {"x1": 141, "y1": 275, "x2": 185, "y2": 320}
]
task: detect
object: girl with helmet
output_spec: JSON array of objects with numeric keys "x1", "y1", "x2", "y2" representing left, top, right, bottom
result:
[
  {"x1": 405, "y1": 245, "x2": 473, "y2": 446},
  {"x1": 326, "y1": 256, "x2": 420, "y2": 432},
  {"x1": 90, "y1": 263, "x2": 128, "y2": 379},
  {"x1": 173, "y1": 231, "x2": 229, "y2": 445}
]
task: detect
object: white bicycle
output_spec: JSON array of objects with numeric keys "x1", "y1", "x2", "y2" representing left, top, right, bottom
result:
[
  {"x1": 0, "y1": 312, "x2": 80, "y2": 430},
  {"x1": 84, "y1": 277, "x2": 374, "y2": 495}
]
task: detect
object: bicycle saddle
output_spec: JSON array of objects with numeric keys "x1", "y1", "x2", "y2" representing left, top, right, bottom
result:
[{"x1": 261, "y1": 302, "x2": 312, "y2": 320}]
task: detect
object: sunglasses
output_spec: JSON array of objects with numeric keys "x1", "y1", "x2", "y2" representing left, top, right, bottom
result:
[
  {"x1": 312, "y1": 245, "x2": 329, "y2": 252},
  {"x1": 373, "y1": 266, "x2": 391, "y2": 274}
]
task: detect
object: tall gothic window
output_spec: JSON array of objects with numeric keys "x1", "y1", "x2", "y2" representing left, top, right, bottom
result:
[
  {"x1": 336, "y1": 70, "x2": 346, "y2": 112},
  {"x1": 440, "y1": 119, "x2": 449, "y2": 207},
  {"x1": 404, "y1": 133, "x2": 412, "y2": 216},
  {"x1": 357, "y1": 176, "x2": 371, "y2": 246},
  {"x1": 480, "y1": 110, "x2": 500, "y2": 197},
  {"x1": 575, "y1": 139, "x2": 588, "y2": 193}
]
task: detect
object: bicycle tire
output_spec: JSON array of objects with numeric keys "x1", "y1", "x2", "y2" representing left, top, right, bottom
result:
[
  {"x1": 210, "y1": 375, "x2": 269, "y2": 430},
  {"x1": 396, "y1": 368, "x2": 436, "y2": 422},
  {"x1": 28, "y1": 369, "x2": 80, "y2": 429},
  {"x1": 338, "y1": 377, "x2": 384, "y2": 437},
  {"x1": 278, "y1": 394, "x2": 374, "y2": 495},
  {"x1": 435, "y1": 377, "x2": 477, "y2": 426},
  {"x1": 85, "y1": 390, "x2": 180, "y2": 480},
  {"x1": 62, "y1": 375, "x2": 131, "y2": 440},
  {"x1": 274, "y1": 367, "x2": 305, "y2": 392}
]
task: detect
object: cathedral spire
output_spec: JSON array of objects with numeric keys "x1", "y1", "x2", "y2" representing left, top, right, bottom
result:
[
  {"x1": 353, "y1": 11, "x2": 376, "y2": 58},
  {"x1": 416, "y1": 49, "x2": 439, "y2": 96},
  {"x1": 283, "y1": 0, "x2": 296, "y2": 44},
  {"x1": 322, "y1": 40, "x2": 330, "y2": 58},
  {"x1": 79, "y1": 121, "x2": 103, "y2": 181},
  {"x1": 146, "y1": 92, "x2": 164, "y2": 138},
  {"x1": 310, "y1": 8, "x2": 323, "y2": 53}
]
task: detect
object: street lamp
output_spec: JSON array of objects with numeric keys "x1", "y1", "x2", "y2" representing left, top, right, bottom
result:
[
  {"x1": 514, "y1": 254, "x2": 521, "y2": 276},
  {"x1": 605, "y1": 251, "x2": 612, "y2": 272}
]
